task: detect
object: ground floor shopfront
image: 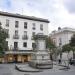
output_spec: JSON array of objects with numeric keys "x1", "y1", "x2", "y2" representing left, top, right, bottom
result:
[
  {"x1": 0, "y1": 50, "x2": 32, "y2": 63},
  {"x1": 4, "y1": 54, "x2": 31, "y2": 63}
]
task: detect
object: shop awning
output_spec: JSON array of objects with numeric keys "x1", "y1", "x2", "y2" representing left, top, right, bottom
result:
[{"x1": 4, "y1": 50, "x2": 33, "y2": 55}]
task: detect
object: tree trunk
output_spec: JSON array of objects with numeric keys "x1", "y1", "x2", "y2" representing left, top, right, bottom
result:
[{"x1": 73, "y1": 50, "x2": 75, "y2": 59}]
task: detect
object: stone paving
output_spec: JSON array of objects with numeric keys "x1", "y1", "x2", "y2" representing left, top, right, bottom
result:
[{"x1": 0, "y1": 62, "x2": 75, "y2": 75}]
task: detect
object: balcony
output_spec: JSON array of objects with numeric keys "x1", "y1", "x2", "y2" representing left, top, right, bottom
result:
[
  {"x1": 13, "y1": 35, "x2": 19, "y2": 39},
  {"x1": 13, "y1": 47, "x2": 19, "y2": 51},
  {"x1": 22, "y1": 35, "x2": 28, "y2": 40}
]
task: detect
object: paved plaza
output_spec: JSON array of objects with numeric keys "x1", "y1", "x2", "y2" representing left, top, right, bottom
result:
[{"x1": 0, "y1": 63, "x2": 75, "y2": 75}]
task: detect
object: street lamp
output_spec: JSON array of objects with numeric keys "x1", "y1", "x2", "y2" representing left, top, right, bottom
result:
[{"x1": 59, "y1": 42, "x2": 62, "y2": 59}]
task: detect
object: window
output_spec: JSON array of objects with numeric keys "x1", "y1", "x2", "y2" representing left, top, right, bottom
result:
[
  {"x1": 22, "y1": 31, "x2": 28, "y2": 40},
  {"x1": 5, "y1": 29, "x2": 9, "y2": 34},
  {"x1": 15, "y1": 30, "x2": 18, "y2": 35},
  {"x1": 14, "y1": 42, "x2": 18, "y2": 48},
  {"x1": 15, "y1": 21, "x2": 19, "y2": 28},
  {"x1": 24, "y1": 22, "x2": 27, "y2": 29},
  {"x1": 32, "y1": 43, "x2": 36, "y2": 48},
  {"x1": 42, "y1": 56, "x2": 44, "y2": 60},
  {"x1": 40, "y1": 24, "x2": 43, "y2": 31},
  {"x1": 32, "y1": 32, "x2": 35, "y2": 40},
  {"x1": 6, "y1": 19, "x2": 9, "y2": 27},
  {"x1": 23, "y1": 42, "x2": 27, "y2": 47},
  {"x1": 59, "y1": 38, "x2": 62, "y2": 46},
  {"x1": 32, "y1": 23, "x2": 36, "y2": 30},
  {"x1": 53, "y1": 40, "x2": 56, "y2": 45},
  {"x1": 5, "y1": 29, "x2": 9, "y2": 38},
  {"x1": 0, "y1": 21, "x2": 2, "y2": 25},
  {"x1": 24, "y1": 31, "x2": 27, "y2": 35},
  {"x1": 32, "y1": 32, "x2": 35, "y2": 36},
  {"x1": 13, "y1": 30, "x2": 19, "y2": 39}
]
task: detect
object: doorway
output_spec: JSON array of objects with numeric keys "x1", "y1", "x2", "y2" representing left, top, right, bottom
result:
[
  {"x1": 23, "y1": 55, "x2": 28, "y2": 62},
  {"x1": 14, "y1": 55, "x2": 17, "y2": 63}
]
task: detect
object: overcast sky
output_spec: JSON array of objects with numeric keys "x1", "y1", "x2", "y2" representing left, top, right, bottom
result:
[{"x1": 0, "y1": 0, "x2": 75, "y2": 33}]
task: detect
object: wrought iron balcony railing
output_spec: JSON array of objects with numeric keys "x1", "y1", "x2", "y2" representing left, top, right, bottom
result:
[
  {"x1": 13, "y1": 47, "x2": 19, "y2": 51},
  {"x1": 22, "y1": 35, "x2": 28, "y2": 40},
  {"x1": 13, "y1": 35, "x2": 19, "y2": 39}
]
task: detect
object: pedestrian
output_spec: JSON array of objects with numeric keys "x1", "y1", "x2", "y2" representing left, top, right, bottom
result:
[
  {"x1": 58, "y1": 59, "x2": 61, "y2": 64},
  {"x1": 69, "y1": 57, "x2": 72, "y2": 65}
]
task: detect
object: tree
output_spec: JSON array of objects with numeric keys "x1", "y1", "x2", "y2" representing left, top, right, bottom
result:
[
  {"x1": 62, "y1": 44, "x2": 72, "y2": 53},
  {"x1": 70, "y1": 34, "x2": 75, "y2": 58},
  {"x1": 62, "y1": 44, "x2": 71, "y2": 68},
  {"x1": 0, "y1": 24, "x2": 8, "y2": 57},
  {"x1": 46, "y1": 37, "x2": 56, "y2": 49},
  {"x1": 70, "y1": 34, "x2": 75, "y2": 46},
  {"x1": 62, "y1": 44, "x2": 72, "y2": 61},
  {"x1": 46, "y1": 37, "x2": 56, "y2": 60}
]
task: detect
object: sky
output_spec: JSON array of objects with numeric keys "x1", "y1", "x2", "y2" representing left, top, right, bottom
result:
[{"x1": 0, "y1": 0, "x2": 75, "y2": 33}]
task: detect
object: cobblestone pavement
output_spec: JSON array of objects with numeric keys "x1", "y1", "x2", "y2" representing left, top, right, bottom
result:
[{"x1": 0, "y1": 63, "x2": 75, "y2": 75}]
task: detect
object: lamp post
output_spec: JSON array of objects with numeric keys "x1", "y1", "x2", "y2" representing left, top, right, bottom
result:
[{"x1": 59, "y1": 42, "x2": 62, "y2": 64}]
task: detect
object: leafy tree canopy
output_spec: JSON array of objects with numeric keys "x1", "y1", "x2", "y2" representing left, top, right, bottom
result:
[
  {"x1": 69, "y1": 34, "x2": 75, "y2": 53},
  {"x1": 70, "y1": 34, "x2": 75, "y2": 47},
  {"x1": 46, "y1": 37, "x2": 56, "y2": 49},
  {"x1": 62, "y1": 44, "x2": 72, "y2": 53},
  {"x1": 0, "y1": 25, "x2": 8, "y2": 56}
]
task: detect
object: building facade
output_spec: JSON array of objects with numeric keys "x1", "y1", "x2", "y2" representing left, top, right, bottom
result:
[
  {"x1": 0, "y1": 11, "x2": 49, "y2": 63},
  {"x1": 50, "y1": 27, "x2": 75, "y2": 47},
  {"x1": 50, "y1": 27, "x2": 75, "y2": 60}
]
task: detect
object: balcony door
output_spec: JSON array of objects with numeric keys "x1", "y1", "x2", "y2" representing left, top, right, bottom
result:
[{"x1": 14, "y1": 42, "x2": 18, "y2": 49}]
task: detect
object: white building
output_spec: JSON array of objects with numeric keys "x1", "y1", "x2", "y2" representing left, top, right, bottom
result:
[
  {"x1": 50, "y1": 27, "x2": 75, "y2": 60},
  {"x1": 0, "y1": 11, "x2": 49, "y2": 63},
  {"x1": 50, "y1": 27, "x2": 75, "y2": 47}
]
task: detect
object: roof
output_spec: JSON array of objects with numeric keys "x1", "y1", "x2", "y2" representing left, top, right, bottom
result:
[
  {"x1": 0, "y1": 11, "x2": 50, "y2": 23},
  {"x1": 50, "y1": 27, "x2": 75, "y2": 36}
]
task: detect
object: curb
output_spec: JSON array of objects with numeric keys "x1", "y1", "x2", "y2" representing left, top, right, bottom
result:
[{"x1": 15, "y1": 65, "x2": 42, "y2": 72}]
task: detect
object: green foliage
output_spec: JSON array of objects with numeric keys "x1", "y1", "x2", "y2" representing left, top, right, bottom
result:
[
  {"x1": 32, "y1": 35, "x2": 37, "y2": 40},
  {"x1": 62, "y1": 44, "x2": 72, "y2": 52},
  {"x1": 46, "y1": 37, "x2": 56, "y2": 54},
  {"x1": 46, "y1": 37, "x2": 58, "y2": 60},
  {"x1": 71, "y1": 47, "x2": 75, "y2": 52},
  {"x1": 0, "y1": 25, "x2": 8, "y2": 56},
  {"x1": 70, "y1": 34, "x2": 75, "y2": 47},
  {"x1": 46, "y1": 37, "x2": 56, "y2": 49},
  {"x1": 69, "y1": 34, "x2": 75, "y2": 55}
]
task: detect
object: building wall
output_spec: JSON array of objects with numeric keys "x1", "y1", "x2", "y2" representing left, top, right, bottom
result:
[
  {"x1": 50, "y1": 28, "x2": 75, "y2": 60},
  {"x1": 50, "y1": 30, "x2": 74, "y2": 47},
  {"x1": 0, "y1": 14, "x2": 48, "y2": 50}
]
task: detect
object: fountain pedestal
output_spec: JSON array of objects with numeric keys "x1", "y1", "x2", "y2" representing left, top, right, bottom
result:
[{"x1": 29, "y1": 33, "x2": 53, "y2": 69}]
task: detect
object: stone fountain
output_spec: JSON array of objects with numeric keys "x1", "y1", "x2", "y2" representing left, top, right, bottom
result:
[{"x1": 29, "y1": 33, "x2": 53, "y2": 69}]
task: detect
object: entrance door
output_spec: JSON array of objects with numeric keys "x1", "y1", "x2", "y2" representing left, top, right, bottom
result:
[
  {"x1": 14, "y1": 55, "x2": 17, "y2": 63},
  {"x1": 23, "y1": 55, "x2": 28, "y2": 62}
]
